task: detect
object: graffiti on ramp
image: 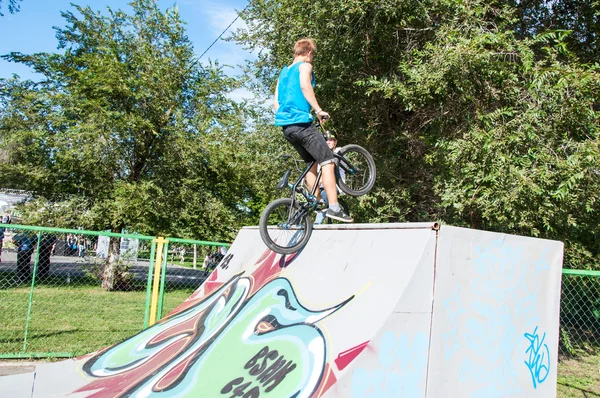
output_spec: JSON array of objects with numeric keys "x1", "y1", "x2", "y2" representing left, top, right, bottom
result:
[{"x1": 76, "y1": 249, "x2": 354, "y2": 397}]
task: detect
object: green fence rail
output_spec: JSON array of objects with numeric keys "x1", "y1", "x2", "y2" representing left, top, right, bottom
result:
[{"x1": 0, "y1": 223, "x2": 229, "y2": 359}]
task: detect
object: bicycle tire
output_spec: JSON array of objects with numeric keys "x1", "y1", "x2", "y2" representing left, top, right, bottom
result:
[
  {"x1": 336, "y1": 144, "x2": 376, "y2": 197},
  {"x1": 259, "y1": 197, "x2": 313, "y2": 254}
]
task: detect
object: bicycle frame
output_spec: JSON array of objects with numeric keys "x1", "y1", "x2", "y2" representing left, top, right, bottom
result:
[
  {"x1": 285, "y1": 150, "x2": 359, "y2": 196},
  {"x1": 277, "y1": 122, "x2": 362, "y2": 226},
  {"x1": 289, "y1": 160, "x2": 320, "y2": 208}
]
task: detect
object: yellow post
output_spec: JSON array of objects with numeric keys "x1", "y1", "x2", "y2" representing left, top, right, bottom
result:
[{"x1": 148, "y1": 237, "x2": 167, "y2": 326}]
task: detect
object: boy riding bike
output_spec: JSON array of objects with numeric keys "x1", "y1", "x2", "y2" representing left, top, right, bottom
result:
[{"x1": 273, "y1": 38, "x2": 353, "y2": 222}]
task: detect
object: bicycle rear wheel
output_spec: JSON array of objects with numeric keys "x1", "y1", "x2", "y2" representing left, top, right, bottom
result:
[
  {"x1": 259, "y1": 197, "x2": 313, "y2": 254},
  {"x1": 336, "y1": 144, "x2": 376, "y2": 197}
]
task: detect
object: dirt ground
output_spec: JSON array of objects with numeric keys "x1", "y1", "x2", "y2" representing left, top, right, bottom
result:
[{"x1": 0, "y1": 361, "x2": 41, "y2": 377}]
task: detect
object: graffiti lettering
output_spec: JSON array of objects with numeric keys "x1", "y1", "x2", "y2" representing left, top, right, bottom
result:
[
  {"x1": 220, "y1": 253, "x2": 234, "y2": 269},
  {"x1": 524, "y1": 326, "x2": 550, "y2": 389},
  {"x1": 246, "y1": 346, "x2": 277, "y2": 375},
  {"x1": 245, "y1": 345, "x2": 297, "y2": 392},
  {"x1": 222, "y1": 345, "x2": 298, "y2": 396},
  {"x1": 221, "y1": 377, "x2": 260, "y2": 398},
  {"x1": 261, "y1": 357, "x2": 297, "y2": 392}
]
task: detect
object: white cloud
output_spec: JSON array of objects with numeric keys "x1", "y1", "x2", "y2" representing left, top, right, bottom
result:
[
  {"x1": 180, "y1": 0, "x2": 248, "y2": 37},
  {"x1": 203, "y1": 2, "x2": 248, "y2": 35},
  {"x1": 227, "y1": 87, "x2": 253, "y2": 103},
  {"x1": 176, "y1": 1, "x2": 254, "y2": 74}
]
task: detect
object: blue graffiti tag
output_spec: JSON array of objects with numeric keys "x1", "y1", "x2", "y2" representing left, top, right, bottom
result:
[{"x1": 524, "y1": 326, "x2": 550, "y2": 388}]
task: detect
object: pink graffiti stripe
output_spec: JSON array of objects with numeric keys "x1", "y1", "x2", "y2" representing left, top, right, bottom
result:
[{"x1": 334, "y1": 341, "x2": 370, "y2": 371}]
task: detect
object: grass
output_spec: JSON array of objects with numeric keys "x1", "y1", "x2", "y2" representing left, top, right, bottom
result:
[
  {"x1": 557, "y1": 349, "x2": 600, "y2": 397},
  {"x1": 0, "y1": 272, "x2": 197, "y2": 357}
]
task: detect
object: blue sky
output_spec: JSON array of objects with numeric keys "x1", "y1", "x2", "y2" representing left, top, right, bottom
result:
[{"x1": 0, "y1": 0, "x2": 254, "y2": 99}]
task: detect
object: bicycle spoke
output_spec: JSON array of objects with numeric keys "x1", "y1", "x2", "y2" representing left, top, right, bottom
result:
[
  {"x1": 264, "y1": 200, "x2": 309, "y2": 250},
  {"x1": 340, "y1": 151, "x2": 369, "y2": 191}
]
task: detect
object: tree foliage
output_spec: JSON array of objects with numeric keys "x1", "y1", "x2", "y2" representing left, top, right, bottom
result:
[
  {"x1": 235, "y1": 0, "x2": 600, "y2": 268},
  {"x1": 1, "y1": 0, "x2": 255, "y2": 239},
  {"x1": 509, "y1": 0, "x2": 600, "y2": 63},
  {"x1": 0, "y1": 0, "x2": 276, "y2": 288},
  {"x1": 0, "y1": 0, "x2": 22, "y2": 16},
  {"x1": 1, "y1": 0, "x2": 599, "y2": 272}
]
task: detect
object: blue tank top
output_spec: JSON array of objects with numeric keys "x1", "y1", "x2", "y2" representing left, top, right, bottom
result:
[{"x1": 274, "y1": 62, "x2": 315, "y2": 126}]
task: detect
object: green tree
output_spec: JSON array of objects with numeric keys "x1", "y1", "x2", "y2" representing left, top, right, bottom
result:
[
  {"x1": 0, "y1": 0, "x2": 250, "y2": 289},
  {"x1": 0, "y1": 0, "x2": 22, "y2": 16},
  {"x1": 508, "y1": 0, "x2": 600, "y2": 63},
  {"x1": 235, "y1": 0, "x2": 600, "y2": 268}
]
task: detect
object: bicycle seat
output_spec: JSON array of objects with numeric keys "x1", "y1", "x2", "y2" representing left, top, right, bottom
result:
[{"x1": 276, "y1": 169, "x2": 292, "y2": 190}]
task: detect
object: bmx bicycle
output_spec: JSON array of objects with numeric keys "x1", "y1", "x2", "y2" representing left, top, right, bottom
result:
[{"x1": 258, "y1": 121, "x2": 376, "y2": 254}]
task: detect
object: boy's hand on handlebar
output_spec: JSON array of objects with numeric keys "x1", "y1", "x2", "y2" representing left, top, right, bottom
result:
[{"x1": 316, "y1": 110, "x2": 330, "y2": 123}]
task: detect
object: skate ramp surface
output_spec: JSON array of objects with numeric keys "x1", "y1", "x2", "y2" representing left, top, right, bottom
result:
[{"x1": 0, "y1": 223, "x2": 563, "y2": 397}]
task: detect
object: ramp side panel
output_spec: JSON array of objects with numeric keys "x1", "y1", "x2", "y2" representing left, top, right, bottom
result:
[
  {"x1": 322, "y1": 313, "x2": 432, "y2": 398},
  {"x1": 427, "y1": 226, "x2": 564, "y2": 397},
  {"x1": 187, "y1": 226, "x2": 436, "y2": 354}
]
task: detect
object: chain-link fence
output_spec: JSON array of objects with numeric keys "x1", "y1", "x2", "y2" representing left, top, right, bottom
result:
[
  {"x1": 560, "y1": 270, "x2": 600, "y2": 356},
  {"x1": 557, "y1": 269, "x2": 600, "y2": 396},
  {"x1": 0, "y1": 223, "x2": 229, "y2": 358},
  {"x1": 154, "y1": 238, "x2": 230, "y2": 321}
]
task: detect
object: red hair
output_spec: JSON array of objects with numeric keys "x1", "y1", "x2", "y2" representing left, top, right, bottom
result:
[{"x1": 294, "y1": 38, "x2": 316, "y2": 56}]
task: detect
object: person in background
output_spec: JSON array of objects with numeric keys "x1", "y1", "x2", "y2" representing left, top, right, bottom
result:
[
  {"x1": 13, "y1": 231, "x2": 36, "y2": 283},
  {"x1": 66, "y1": 234, "x2": 76, "y2": 256},
  {"x1": 0, "y1": 226, "x2": 4, "y2": 262},
  {"x1": 179, "y1": 246, "x2": 186, "y2": 264},
  {"x1": 78, "y1": 236, "x2": 86, "y2": 257},
  {"x1": 202, "y1": 252, "x2": 210, "y2": 270},
  {"x1": 315, "y1": 130, "x2": 343, "y2": 224},
  {"x1": 2, "y1": 212, "x2": 12, "y2": 225},
  {"x1": 0, "y1": 212, "x2": 10, "y2": 261},
  {"x1": 38, "y1": 233, "x2": 57, "y2": 280}
]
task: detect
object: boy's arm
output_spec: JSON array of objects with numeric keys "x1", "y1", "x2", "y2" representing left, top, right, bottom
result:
[
  {"x1": 299, "y1": 63, "x2": 326, "y2": 119},
  {"x1": 274, "y1": 81, "x2": 279, "y2": 112}
]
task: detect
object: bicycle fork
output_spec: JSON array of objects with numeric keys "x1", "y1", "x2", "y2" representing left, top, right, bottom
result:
[{"x1": 282, "y1": 200, "x2": 311, "y2": 229}]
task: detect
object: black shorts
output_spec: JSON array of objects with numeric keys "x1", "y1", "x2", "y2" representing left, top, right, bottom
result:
[{"x1": 282, "y1": 123, "x2": 335, "y2": 166}]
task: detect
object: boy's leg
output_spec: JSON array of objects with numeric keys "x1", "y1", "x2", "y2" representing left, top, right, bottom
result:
[
  {"x1": 282, "y1": 123, "x2": 352, "y2": 222},
  {"x1": 321, "y1": 163, "x2": 339, "y2": 206},
  {"x1": 314, "y1": 188, "x2": 328, "y2": 224},
  {"x1": 304, "y1": 162, "x2": 319, "y2": 193},
  {"x1": 322, "y1": 163, "x2": 352, "y2": 222},
  {"x1": 290, "y1": 125, "x2": 352, "y2": 222}
]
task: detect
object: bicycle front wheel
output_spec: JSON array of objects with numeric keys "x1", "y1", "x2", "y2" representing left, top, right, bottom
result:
[
  {"x1": 259, "y1": 198, "x2": 313, "y2": 255},
  {"x1": 336, "y1": 144, "x2": 376, "y2": 196}
]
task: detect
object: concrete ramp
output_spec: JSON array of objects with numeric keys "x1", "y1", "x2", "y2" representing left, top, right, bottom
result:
[{"x1": 0, "y1": 223, "x2": 563, "y2": 397}]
